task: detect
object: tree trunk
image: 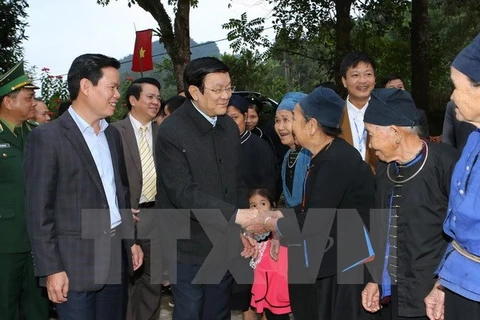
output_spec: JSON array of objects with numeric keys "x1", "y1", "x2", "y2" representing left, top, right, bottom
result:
[
  {"x1": 411, "y1": 0, "x2": 430, "y2": 114},
  {"x1": 334, "y1": 0, "x2": 353, "y2": 95},
  {"x1": 136, "y1": 0, "x2": 191, "y2": 93}
]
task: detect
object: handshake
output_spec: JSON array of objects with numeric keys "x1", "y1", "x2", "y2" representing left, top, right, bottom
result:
[
  {"x1": 235, "y1": 208, "x2": 284, "y2": 260},
  {"x1": 235, "y1": 208, "x2": 284, "y2": 235}
]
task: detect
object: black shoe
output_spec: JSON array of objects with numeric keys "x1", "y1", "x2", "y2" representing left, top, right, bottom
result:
[{"x1": 161, "y1": 284, "x2": 172, "y2": 295}]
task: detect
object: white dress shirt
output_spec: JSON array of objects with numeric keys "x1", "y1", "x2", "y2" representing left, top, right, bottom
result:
[
  {"x1": 346, "y1": 97, "x2": 369, "y2": 160},
  {"x1": 68, "y1": 107, "x2": 122, "y2": 228}
]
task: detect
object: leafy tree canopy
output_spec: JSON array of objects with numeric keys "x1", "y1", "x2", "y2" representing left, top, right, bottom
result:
[{"x1": 0, "y1": 0, "x2": 29, "y2": 73}]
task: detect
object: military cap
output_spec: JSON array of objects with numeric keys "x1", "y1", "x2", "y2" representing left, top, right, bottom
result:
[{"x1": 0, "y1": 61, "x2": 39, "y2": 97}]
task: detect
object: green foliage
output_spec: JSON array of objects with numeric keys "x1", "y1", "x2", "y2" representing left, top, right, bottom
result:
[
  {"x1": 222, "y1": 12, "x2": 270, "y2": 54},
  {"x1": 0, "y1": 0, "x2": 29, "y2": 73},
  {"x1": 221, "y1": 52, "x2": 286, "y2": 102},
  {"x1": 108, "y1": 78, "x2": 133, "y2": 122},
  {"x1": 38, "y1": 68, "x2": 69, "y2": 119}
]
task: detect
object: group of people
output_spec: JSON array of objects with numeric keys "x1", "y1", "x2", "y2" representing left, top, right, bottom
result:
[{"x1": 2, "y1": 29, "x2": 480, "y2": 320}]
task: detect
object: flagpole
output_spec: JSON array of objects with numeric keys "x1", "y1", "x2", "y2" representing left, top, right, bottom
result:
[{"x1": 133, "y1": 23, "x2": 144, "y2": 77}]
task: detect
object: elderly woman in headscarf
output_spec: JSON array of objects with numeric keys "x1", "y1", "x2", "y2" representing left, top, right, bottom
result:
[
  {"x1": 245, "y1": 87, "x2": 375, "y2": 320},
  {"x1": 359, "y1": 88, "x2": 459, "y2": 320},
  {"x1": 274, "y1": 92, "x2": 310, "y2": 208},
  {"x1": 425, "y1": 32, "x2": 480, "y2": 320}
]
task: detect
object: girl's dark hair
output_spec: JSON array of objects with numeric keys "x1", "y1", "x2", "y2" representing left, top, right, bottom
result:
[
  {"x1": 247, "y1": 98, "x2": 263, "y2": 114},
  {"x1": 248, "y1": 188, "x2": 275, "y2": 208}
]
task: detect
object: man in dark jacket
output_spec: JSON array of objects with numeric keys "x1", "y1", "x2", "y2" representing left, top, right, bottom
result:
[
  {"x1": 155, "y1": 57, "x2": 258, "y2": 320},
  {"x1": 361, "y1": 88, "x2": 459, "y2": 319}
]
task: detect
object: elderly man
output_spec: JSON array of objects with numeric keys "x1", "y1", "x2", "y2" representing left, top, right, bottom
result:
[
  {"x1": 361, "y1": 89, "x2": 459, "y2": 320},
  {"x1": 0, "y1": 62, "x2": 49, "y2": 319},
  {"x1": 33, "y1": 98, "x2": 51, "y2": 124},
  {"x1": 425, "y1": 32, "x2": 480, "y2": 320},
  {"x1": 155, "y1": 57, "x2": 258, "y2": 320}
]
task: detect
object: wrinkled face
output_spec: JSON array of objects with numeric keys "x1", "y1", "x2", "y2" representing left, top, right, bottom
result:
[
  {"x1": 190, "y1": 72, "x2": 232, "y2": 117},
  {"x1": 385, "y1": 79, "x2": 405, "y2": 90},
  {"x1": 342, "y1": 62, "x2": 376, "y2": 102},
  {"x1": 246, "y1": 108, "x2": 259, "y2": 131},
  {"x1": 274, "y1": 109, "x2": 295, "y2": 148},
  {"x1": 450, "y1": 67, "x2": 480, "y2": 125},
  {"x1": 84, "y1": 67, "x2": 120, "y2": 119},
  {"x1": 365, "y1": 123, "x2": 398, "y2": 162},
  {"x1": 130, "y1": 83, "x2": 161, "y2": 122},
  {"x1": 249, "y1": 194, "x2": 272, "y2": 211},
  {"x1": 291, "y1": 104, "x2": 310, "y2": 148},
  {"x1": 3, "y1": 88, "x2": 37, "y2": 122},
  {"x1": 34, "y1": 101, "x2": 51, "y2": 123},
  {"x1": 227, "y1": 105, "x2": 246, "y2": 134}
]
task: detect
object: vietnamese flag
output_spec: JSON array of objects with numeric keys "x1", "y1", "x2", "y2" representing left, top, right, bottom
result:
[{"x1": 132, "y1": 29, "x2": 153, "y2": 72}]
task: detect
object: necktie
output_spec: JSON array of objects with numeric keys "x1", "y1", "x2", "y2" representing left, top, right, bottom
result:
[{"x1": 139, "y1": 126, "x2": 157, "y2": 201}]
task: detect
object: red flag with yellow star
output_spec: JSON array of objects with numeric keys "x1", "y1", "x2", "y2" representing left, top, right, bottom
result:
[{"x1": 132, "y1": 29, "x2": 153, "y2": 72}]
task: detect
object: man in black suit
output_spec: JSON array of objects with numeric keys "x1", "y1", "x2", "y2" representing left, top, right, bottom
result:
[
  {"x1": 24, "y1": 53, "x2": 143, "y2": 320},
  {"x1": 155, "y1": 57, "x2": 260, "y2": 320},
  {"x1": 112, "y1": 77, "x2": 162, "y2": 320}
]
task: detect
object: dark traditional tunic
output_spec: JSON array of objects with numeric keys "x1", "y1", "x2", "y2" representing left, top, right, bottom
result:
[
  {"x1": 277, "y1": 138, "x2": 375, "y2": 320},
  {"x1": 239, "y1": 130, "x2": 277, "y2": 196},
  {"x1": 373, "y1": 141, "x2": 459, "y2": 318}
]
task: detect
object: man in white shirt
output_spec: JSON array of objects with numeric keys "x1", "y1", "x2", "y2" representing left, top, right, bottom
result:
[
  {"x1": 339, "y1": 52, "x2": 378, "y2": 172},
  {"x1": 112, "y1": 77, "x2": 162, "y2": 320}
]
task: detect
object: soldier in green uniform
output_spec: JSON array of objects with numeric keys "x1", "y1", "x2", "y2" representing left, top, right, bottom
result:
[{"x1": 0, "y1": 62, "x2": 49, "y2": 319}]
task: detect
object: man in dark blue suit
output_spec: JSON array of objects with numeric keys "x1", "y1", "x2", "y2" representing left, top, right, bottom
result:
[{"x1": 24, "y1": 53, "x2": 143, "y2": 320}]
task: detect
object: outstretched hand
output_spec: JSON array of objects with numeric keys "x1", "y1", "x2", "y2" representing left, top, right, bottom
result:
[{"x1": 243, "y1": 210, "x2": 284, "y2": 235}]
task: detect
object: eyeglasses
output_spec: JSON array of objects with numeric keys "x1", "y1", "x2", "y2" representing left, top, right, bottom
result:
[
  {"x1": 142, "y1": 94, "x2": 162, "y2": 102},
  {"x1": 204, "y1": 86, "x2": 236, "y2": 95}
]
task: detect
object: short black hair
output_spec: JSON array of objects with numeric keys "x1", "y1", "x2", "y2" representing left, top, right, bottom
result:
[
  {"x1": 339, "y1": 52, "x2": 376, "y2": 78},
  {"x1": 380, "y1": 74, "x2": 404, "y2": 88},
  {"x1": 125, "y1": 77, "x2": 162, "y2": 110},
  {"x1": 247, "y1": 98, "x2": 263, "y2": 114},
  {"x1": 67, "y1": 53, "x2": 121, "y2": 100},
  {"x1": 248, "y1": 188, "x2": 275, "y2": 208},
  {"x1": 183, "y1": 57, "x2": 230, "y2": 100},
  {"x1": 164, "y1": 95, "x2": 186, "y2": 114}
]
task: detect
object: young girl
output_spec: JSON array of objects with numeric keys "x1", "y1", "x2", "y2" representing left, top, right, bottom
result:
[{"x1": 248, "y1": 188, "x2": 291, "y2": 320}]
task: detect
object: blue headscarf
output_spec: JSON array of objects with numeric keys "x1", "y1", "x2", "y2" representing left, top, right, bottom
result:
[
  {"x1": 277, "y1": 92, "x2": 310, "y2": 207},
  {"x1": 282, "y1": 148, "x2": 311, "y2": 207}
]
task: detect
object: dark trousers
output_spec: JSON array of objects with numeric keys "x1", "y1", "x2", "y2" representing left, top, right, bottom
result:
[
  {"x1": 289, "y1": 275, "x2": 371, "y2": 320},
  {"x1": 171, "y1": 262, "x2": 233, "y2": 320},
  {"x1": 445, "y1": 288, "x2": 480, "y2": 319},
  {"x1": 55, "y1": 285, "x2": 124, "y2": 320},
  {"x1": 372, "y1": 285, "x2": 427, "y2": 320},
  {"x1": 56, "y1": 227, "x2": 126, "y2": 320},
  {"x1": 264, "y1": 309, "x2": 290, "y2": 320},
  {"x1": 0, "y1": 251, "x2": 49, "y2": 320},
  {"x1": 125, "y1": 239, "x2": 162, "y2": 320}
]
